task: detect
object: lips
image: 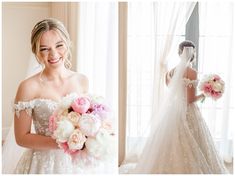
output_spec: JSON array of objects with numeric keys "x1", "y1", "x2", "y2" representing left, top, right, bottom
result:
[{"x1": 48, "y1": 57, "x2": 61, "y2": 64}]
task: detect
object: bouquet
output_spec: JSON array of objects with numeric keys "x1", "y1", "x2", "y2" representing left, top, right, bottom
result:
[
  {"x1": 198, "y1": 74, "x2": 225, "y2": 102},
  {"x1": 49, "y1": 94, "x2": 115, "y2": 159}
]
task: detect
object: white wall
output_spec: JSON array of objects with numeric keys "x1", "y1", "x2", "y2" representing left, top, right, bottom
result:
[{"x1": 2, "y1": 2, "x2": 51, "y2": 139}]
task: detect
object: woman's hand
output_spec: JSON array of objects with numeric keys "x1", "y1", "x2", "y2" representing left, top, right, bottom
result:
[{"x1": 198, "y1": 93, "x2": 206, "y2": 102}]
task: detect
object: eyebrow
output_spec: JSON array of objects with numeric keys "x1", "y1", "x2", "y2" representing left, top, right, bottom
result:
[{"x1": 39, "y1": 41, "x2": 64, "y2": 48}]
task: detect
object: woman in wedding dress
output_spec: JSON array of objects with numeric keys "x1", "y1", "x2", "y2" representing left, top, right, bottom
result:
[
  {"x1": 130, "y1": 41, "x2": 228, "y2": 174},
  {"x1": 3, "y1": 18, "x2": 115, "y2": 174}
]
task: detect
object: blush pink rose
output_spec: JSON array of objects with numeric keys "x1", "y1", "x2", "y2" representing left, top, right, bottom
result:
[
  {"x1": 71, "y1": 97, "x2": 90, "y2": 114},
  {"x1": 68, "y1": 129, "x2": 87, "y2": 150}
]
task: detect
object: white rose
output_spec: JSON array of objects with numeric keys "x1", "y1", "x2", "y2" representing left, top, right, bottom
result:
[
  {"x1": 67, "y1": 111, "x2": 81, "y2": 126},
  {"x1": 101, "y1": 118, "x2": 114, "y2": 134},
  {"x1": 79, "y1": 114, "x2": 101, "y2": 137},
  {"x1": 85, "y1": 129, "x2": 115, "y2": 158},
  {"x1": 68, "y1": 129, "x2": 86, "y2": 150},
  {"x1": 53, "y1": 119, "x2": 74, "y2": 142},
  {"x1": 212, "y1": 82, "x2": 223, "y2": 92},
  {"x1": 85, "y1": 138, "x2": 105, "y2": 158}
]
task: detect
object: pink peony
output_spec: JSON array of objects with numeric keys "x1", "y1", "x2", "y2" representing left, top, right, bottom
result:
[
  {"x1": 71, "y1": 97, "x2": 90, "y2": 114},
  {"x1": 202, "y1": 83, "x2": 213, "y2": 94},
  {"x1": 90, "y1": 103, "x2": 109, "y2": 119},
  {"x1": 199, "y1": 74, "x2": 225, "y2": 102},
  {"x1": 211, "y1": 91, "x2": 222, "y2": 100},
  {"x1": 49, "y1": 94, "x2": 113, "y2": 158}
]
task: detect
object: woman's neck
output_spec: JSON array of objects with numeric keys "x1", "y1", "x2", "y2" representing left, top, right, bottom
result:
[{"x1": 40, "y1": 67, "x2": 70, "y2": 82}]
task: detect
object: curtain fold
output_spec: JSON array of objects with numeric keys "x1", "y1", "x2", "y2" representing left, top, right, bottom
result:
[
  {"x1": 151, "y1": 1, "x2": 196, "y2": 127},
  {"x1": 124, "y1": 2, "x2": 196, "y2": 161},
  {"x1": 77, "y1": 1, "x2": 118, "y2": 163},
  {"x1": 77, "y1": 2, "x2": 118, "y2": 115},
  {"x1": 198, "y1": 2, "x2": 234, "y2": 162}
]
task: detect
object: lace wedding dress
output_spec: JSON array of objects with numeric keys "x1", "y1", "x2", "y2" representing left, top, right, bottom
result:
[
  {"x1": 11, "y1": 93, "x2": 116, "y2": 174},
  {"x1": 120, "y1": 48, "x2": 228, "y2": 174},
  {"x1": 120, "y1": 79, "x2": 228, "y2": 174}
]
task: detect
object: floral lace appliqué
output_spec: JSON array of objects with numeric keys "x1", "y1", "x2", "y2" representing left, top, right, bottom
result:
[{"x1": 183, "y1": 78, "x2": 199, "y2": 88}]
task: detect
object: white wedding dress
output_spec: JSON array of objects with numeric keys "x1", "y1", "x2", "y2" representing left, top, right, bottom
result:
[
  {"x1": 131, "y1": 79, "x2": 228, "y2": 174},
  {"x1": 10, "y1": 92, "x2": 116, "y2": 174},
  {"x1": 120, "y1": 48, "x2": 228, "y2": 174}
]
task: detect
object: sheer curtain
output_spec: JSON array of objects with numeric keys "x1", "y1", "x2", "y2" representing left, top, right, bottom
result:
[
  {"x1": 198, "y1": 2, "x2": 234, "y2": 162},
  {"x1": 77, "y1": 2, "x2": 118, "y2": 131},
  {"x1": 125, "y1": 1, "x2": 234, "y2": 164},
  {"x1": 126, "y1": 2, "x2": 196, "y2": 160}
]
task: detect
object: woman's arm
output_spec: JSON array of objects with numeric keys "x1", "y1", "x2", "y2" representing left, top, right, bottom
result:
[
  {"x1": 193, "y1": 93, "x2": 205, "y2": 102},
  {"x1": 186, "y1": 68, "x2": 205, "y2": 104},
  {"x1": 14, "y1": 111, "x2": 59, "y2": 150},
  {"x1": 14, "y1": 80, "x2": 59, "y2": 150}
]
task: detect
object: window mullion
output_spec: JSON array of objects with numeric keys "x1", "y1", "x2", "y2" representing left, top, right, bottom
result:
[{"x1": 186, "y1": 2, "x2": 199, "y2": 70}]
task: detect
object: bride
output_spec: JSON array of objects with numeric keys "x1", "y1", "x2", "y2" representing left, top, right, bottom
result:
[
  {"x1": 128, "y1": 41, "x2": 228, "y2": 174},
  {"x1": 2, "y1": 18, "x2": 115, "y2": 174}
]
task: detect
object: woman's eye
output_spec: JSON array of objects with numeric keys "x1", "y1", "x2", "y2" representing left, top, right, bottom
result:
[
  {"x1": 40, "y1": 48, "x2": 48, "y2": 52},
  {"x1": 56, "y1": 44, "x2": 64, "y2": 48}
]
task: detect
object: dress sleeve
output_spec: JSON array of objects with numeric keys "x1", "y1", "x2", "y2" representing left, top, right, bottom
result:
[
  {"x1": 13, "y1": 100, "x2": 35, "y2": 118},
  {"x1": 183, "y1": 78, "x2": 199, "y2": 88}
]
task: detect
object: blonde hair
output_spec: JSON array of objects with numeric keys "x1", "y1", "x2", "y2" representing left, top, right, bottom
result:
[{"x1": 31, "y1": 18, "x2": 72, "y2": 69}]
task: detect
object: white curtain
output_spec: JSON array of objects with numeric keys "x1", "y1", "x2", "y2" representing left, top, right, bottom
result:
[
  {"x1": 77, "y1": 2, "x2": 118, "y2": 130},
  {"x1": 125, "y1": 1, "x2": 234, "y2": 164},
  {"x1": 126, "y1": 2, "x2": 196, "y2": 159},
  {"x1": 198, "y1": 2, "x2": 234, "y2": 162}
]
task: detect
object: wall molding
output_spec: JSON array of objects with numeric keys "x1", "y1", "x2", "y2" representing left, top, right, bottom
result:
[
  {"x1": 118, "y1": 2, "x2": 128, "y2": 166},
  {"x1": 2, "y1": 2, "x2": 50, "y2": 9}
]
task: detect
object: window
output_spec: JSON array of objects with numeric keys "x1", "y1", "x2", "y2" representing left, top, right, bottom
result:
[
  {"x1": 126, "y1": 2, "x2": 234, "y2": 160},
  {"x1": 198, "y1": 2, "x2": 234, "y2": 143}
]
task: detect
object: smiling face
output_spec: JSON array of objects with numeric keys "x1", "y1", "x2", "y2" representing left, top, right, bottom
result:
[
  {"x1": 31, "y1": 18, "x2": 72, "y2": 69},
  {"x1": 37, "y1": 30, "x2": 67, "y2": 69}
]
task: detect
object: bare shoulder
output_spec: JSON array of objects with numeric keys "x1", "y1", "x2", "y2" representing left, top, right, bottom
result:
[
  {"x1": 74, "y1": 72, "x2": 89, "y2": 93},
  {"x1": 15, "y1": 74, "x2": 40, "y2": 103},
  {"x1": 185, "y1": 67, "x2": 197, "y2": 80}
]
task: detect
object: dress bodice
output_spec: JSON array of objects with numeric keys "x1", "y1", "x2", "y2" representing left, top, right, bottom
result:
[{"x1": 13, "y1": 92, "x2": 79, "y2": 136}]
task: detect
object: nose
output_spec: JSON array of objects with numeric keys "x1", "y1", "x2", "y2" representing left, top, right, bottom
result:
[{"x1": 49, "y1": 48, "x2": 58, "y2": 58}]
